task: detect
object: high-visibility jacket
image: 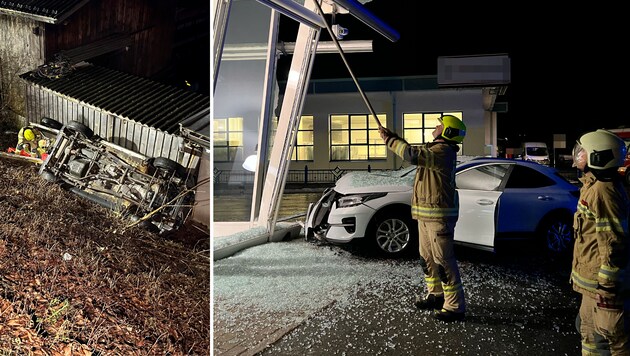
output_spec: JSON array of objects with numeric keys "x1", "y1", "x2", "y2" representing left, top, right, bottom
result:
[
  {"x1": 16, "y1": 127, "x2": 42, "y2": 152},
  {"x1": 385, "y1": 135, "x2": 459, "y2": 222},
  {"x1": 571, "y1": 171, "x2": 630, "y2": 300}
]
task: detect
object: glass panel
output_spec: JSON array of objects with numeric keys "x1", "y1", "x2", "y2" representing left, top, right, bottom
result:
[
  {"x1": 228, "y1": 132, "x2": 243, "y2": 146},
  {"x1": 331, "y1": 131, "x2": 348, "y2": 144},
  {"x1": 213, "y1": 132, "x2": 227, "y2": 143},
  {"x1": 214, "y1": 118, "x2": 227, "y2": 132},
  {"x1": 331, "y1": 146, "x2": 349, "y2": 160},
  {"x1": 350, "y1": 145, "x2": 368, "y2": 160},
  {"x1": 228, "y1": 147, "x2": 241, "y2": 161},
  {"x1": 303, "y1": 147, "x2": 313, "y2": 160},
  {"x1": 297, "y1": 131, "x2": 313, "y2": 145},
  {"x1": 214, "y1": 147, "x2": 228, "y2": 161},
  {"x1": 229, "y1": 117, "x2": 243, "y2": 130},
  {"x1": 294, "y1": 146, "x2": 313, "y2": 161},
  {"x1": 368, "y1": 129, "x2": 381, "y2": 144},
  {"x1": 456, "y1": 164, "x2": 508, "y2": 191},
  {"x1": 368, "y1": 114, "x2": 386, "y2": 129},
  {"x1": 331, "y1": 115, "x2": 348, "y2": 129},
  {"x1": 370, "y1": 145, "x2": 387, "y2": 158},
  {"x1": 423, "y1": 130, "x2": 434, "y2": 143},
  {"x1": 350, "y1": 115, "x2": 367, "y2": 129},
  {"x1": 405, "y1": 129, "x2": 421, "y2": 144},
  {"x1": 404, "y1": 114, "x2": 422, "y2": 128},
  {"x1": 299, "y1": 116, "x2": 313, "y2": 130},
  {"x1": 212, "y1": 0, "x2": 273, "y2": 222},
  {"x1": 352, "y1": 130, "x2": 367, "y2": 144}
]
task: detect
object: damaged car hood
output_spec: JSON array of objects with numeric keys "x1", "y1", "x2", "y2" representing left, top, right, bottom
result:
[{"x1": 334, "y1": 166, "x2": 415, "y2": 195}]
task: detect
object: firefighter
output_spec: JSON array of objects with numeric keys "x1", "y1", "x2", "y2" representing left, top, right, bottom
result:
[
  {"x1": 571, "y1": 129, "x2": 630, "y2": 355},
  {"x1": 379, "y1": 115, "x2": 467, "y2": 322},
  {"x1": 16, "y1": 126, "x2": 43, "y2": 157}
]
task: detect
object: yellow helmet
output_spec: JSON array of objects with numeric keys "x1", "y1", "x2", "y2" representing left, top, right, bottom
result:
[
  {"x1": 23, "y1": 128, "x2": 36, "y2": 141},
  {"x1": 438, "y1": 115, "x2": 466, "y2": 144}
]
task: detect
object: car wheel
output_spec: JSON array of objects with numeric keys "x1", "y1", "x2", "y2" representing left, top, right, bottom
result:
[
  {"x1": 66, "y1": 121, "x2": 94, "y2": 139},
  {"x1": 40, "y1": 117, "x2": 63, "y2": 130},
  {"x1": 152, "y1": 157, "x2": 185, "y2": 177},
  {"x1": 368, "y1": 209, "x2": 417, "y2": 258},
  {"x1": 539, "y1": 214, "x2": 574, "y2": 255},
  {"x1": 39, "y1": 169, "x2": 57, "y2": 183}
]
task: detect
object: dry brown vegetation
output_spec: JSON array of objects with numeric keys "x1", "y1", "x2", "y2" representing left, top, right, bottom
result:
[{"x1": 0, "y1": 158, "x2": 210, "y2": 355}]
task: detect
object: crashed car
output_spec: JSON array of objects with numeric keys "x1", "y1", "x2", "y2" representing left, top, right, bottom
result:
[
  {"x1": 305, "y1": 157, "x2": 580, "y2": 258},
  {"x1": 39, "y1": 120, "x2": 194, "y2": 234}
]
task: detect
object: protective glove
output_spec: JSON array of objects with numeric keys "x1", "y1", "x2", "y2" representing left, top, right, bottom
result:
[{"x1": 379, "y1": 126, "x2": 394, "y2": 141}]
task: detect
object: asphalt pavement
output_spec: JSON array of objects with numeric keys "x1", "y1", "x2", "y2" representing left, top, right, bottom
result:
[{"x1": 213, "y1": 234, "x2": 581, "y2": 356}]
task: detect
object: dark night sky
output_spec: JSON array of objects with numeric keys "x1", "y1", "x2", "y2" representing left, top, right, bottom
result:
[{"x1": 278, "y1": 1, "x2": 624, "y2": 150}]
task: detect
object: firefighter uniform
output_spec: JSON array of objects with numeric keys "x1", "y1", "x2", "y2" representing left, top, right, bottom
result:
[
  {"x1": 385, "y1": 135, "x2": 465, "y2": 315},
  {"x1": 571, "y1": 171, "x2": 630, "y2": 355},
  {"x1": 16, "y1": 127, "x2": 43, "y2": 156}
]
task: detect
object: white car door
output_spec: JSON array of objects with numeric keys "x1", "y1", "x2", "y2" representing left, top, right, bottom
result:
[
  {"x1": 454, "y1": 163, "x2": 511, "y2": 249},
  {"x1": 455, "y1": 189, "x2": 501, "y2": 248}
]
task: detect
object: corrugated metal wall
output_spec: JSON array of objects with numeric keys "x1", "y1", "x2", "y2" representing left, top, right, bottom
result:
[{"x1": 24, "y1": 83, "x2": 186, "y2": 161}]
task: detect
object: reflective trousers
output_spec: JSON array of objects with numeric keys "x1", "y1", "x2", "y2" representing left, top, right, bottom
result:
[
  {"x1": 418, "y1": 219, "x2": 466, "y2": 313},
  {"x1": 577, "y1": 294, "x2": 630, "y2": 355}
]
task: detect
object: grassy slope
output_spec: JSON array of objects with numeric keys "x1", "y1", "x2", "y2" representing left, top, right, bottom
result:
[{"x1": 0, "y1": 159, "x2": 210, "y2": 355}]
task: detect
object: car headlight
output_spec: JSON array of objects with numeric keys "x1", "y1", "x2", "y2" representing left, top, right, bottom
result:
[{"x1": 337, "y1": 192, "x2": 387, "y2": 208}]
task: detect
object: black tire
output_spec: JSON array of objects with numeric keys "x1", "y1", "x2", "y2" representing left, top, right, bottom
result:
[
  {"x1": 152, "y1": 157, "x2": 185, "y2": 177},
  {"x1": 39, "y1": 169, "x2": 57, "y2": 183},
  {"x1": 367, "y1": 208, "x2": 418, "y2": 258},
  {"x1": 538, "y1": 213, "x2": 574, "y2": 256},
  {"x1": 66, "y1": 121, "x2": 93, "y2": 139},
  {"x1": 40, "y1": 117, "x2": 63, "y2": 130}
]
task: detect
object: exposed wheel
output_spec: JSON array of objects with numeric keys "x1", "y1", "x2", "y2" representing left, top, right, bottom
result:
[
  {"x1": 40, "y1": 117, "x2": 63, "y2": 130},
  {"x1": 66, "y1": 121, "x2": 93, "y2": 139},
  {"x1": 539, "y1": 214, "x2": 574, "y2": 255},
  {"x1": 152, "y1": 157, "x2": 185, "y2": 177},
  {"x1": 368, "y1": 209, "x2": 418, "y2": 258},
  {"x1": 39, "y1": 169, "x2": 57, "y2": 183}
]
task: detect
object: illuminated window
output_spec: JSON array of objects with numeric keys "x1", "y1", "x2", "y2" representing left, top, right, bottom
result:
[
  {"x1": 292, "y1": 115, "x2": 314, "y2": 161},
  {"x1": 213, "y1": 117, "x2": 244, "y2": 162},
  {"x1": 330, "y1": 114, "x2": 387, "y2": 161},
  {"x1": 403, "y1": 111, "x2": 464, "y2": 149}
]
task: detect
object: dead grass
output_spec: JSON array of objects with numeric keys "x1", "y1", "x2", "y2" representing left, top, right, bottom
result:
[{"x1": 0, "y1": 159, "x2": 210, "y2": 355}]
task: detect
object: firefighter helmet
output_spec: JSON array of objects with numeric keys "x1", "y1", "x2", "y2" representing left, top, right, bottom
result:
[
  {"x1": 573, "y1": 129, "x2": 627, "y2": 170},
  {"x1": 23, "y1": 128, "x2": 36, "y2": 141},
  {"x1": 438, "y1": 115, "x2": 466, "y2": 144}
]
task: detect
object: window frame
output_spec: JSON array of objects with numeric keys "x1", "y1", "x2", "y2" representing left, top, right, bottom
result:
[{"x1": 329, "y1": 113, "x2": 387, "y2": 161}]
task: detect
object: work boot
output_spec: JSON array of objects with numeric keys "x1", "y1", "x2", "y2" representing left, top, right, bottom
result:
[
  {"x1": 414, "y1": 294, "x2": 444, "y2": 310},
  {"x1": 434, "y1": 308, "x2": 465, "y2": 322}
]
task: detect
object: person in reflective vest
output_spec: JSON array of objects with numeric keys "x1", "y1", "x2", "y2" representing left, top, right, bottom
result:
[
  {"x1": 571, "y1": 129, "x2": 630, "y2": 355},
  {"x1": 379, "y1": 114, "x2": 467, "y2": 322}
]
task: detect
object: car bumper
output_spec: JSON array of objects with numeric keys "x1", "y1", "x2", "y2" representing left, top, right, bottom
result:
[{"x1": 305, "y1": 189, "x2": 377, "y2": 244}]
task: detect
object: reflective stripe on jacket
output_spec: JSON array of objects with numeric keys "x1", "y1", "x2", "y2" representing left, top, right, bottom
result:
[
  {"x1": 385, "y1": 135, "x2": 459, "y2": 221},
  {"x1": 571, "y1": 171, "x2": 630, "y2": 299}
]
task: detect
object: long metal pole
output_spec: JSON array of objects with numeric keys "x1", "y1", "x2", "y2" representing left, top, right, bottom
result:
[{"x1": 313, "y1": 0, "x2": 383, "y2": 129}]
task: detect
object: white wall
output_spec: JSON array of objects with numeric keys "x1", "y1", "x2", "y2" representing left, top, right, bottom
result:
[{"x1": 290, "y1": 87, "x2": 487, "y2": 171}]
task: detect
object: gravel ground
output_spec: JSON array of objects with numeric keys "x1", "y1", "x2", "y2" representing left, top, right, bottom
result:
[{"x1": 213, "y1": 237, "x2": 581, "y2": 356}]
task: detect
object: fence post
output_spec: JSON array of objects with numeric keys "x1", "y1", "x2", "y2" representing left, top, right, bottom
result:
[
  {"x1": 304, "y1": 165, "x2": 308, "y2": 185},
  {"x1": 368, "y1": 164, "x2": 371, "y2": 173}
]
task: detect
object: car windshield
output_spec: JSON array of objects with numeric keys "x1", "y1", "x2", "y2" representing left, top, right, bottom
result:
[{"x1": 527, "y1": 147, "x2": 548, "y2": 156}]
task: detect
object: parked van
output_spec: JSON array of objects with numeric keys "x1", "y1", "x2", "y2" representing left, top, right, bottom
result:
[{"x1": 521, "y1": 142, "x2": 550, "y2": 166}]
